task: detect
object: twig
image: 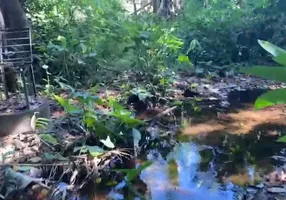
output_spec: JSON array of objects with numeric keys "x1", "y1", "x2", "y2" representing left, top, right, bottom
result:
[
  {"x1": 132, "y1": 2, "x2": 152, "y2": 14},
  {"x1": 40, "y1": 138, "x2": 56, "y2": 151},
  {"x1": 0, "y1": 163, "x2": 71, "y2": 167},
  {"x1": 146, "y1": 106, "x2": 177, "y2": 123},
  {"x1": 132, "y1": 0, "x2": 137, "y2": 15}
]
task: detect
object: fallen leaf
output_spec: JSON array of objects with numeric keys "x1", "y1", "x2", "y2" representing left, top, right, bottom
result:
[
  {"x1": 39, "y1": 134, "x2": 59, "y2": 146},
  {"x1": 29, "y1": 157, "x2": 42, "y2": 163},
  {"x1": 74, "y1": 145, "x2": 105, "y2": 157},
  {"x1": 100, "y1": 136, "x2": 115, "y2": 149}
]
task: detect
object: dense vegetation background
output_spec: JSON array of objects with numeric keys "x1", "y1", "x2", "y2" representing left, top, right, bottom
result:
[
  {"x1": 3, "y1": 1, "x2": 286, "y2": 199},
  {"x1": 23, "y1": 0, "x2": 286, "y2": 88}
]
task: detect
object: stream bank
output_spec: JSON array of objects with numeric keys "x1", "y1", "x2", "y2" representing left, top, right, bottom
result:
[{"x1": 1, "y1": 74, "x2": 286, "y2": 200}]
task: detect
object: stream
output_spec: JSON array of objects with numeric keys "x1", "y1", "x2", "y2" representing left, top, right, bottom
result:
[{"x1": 100, "y1": 89, "x2": 286, "y2": 200}]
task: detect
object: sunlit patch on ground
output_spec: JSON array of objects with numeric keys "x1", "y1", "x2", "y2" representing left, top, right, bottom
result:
[{"x1": 182, "y1": 104, "x2": 286, "y2": 135}]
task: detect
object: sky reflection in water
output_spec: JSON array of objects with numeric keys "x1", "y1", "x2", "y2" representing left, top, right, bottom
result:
[{"x1": 140, "y1": 143, "x2": 235, "y2": 200}]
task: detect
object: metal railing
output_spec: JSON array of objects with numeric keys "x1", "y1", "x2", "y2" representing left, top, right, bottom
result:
[{"x1": 0, "y1": 28, "x2": 36, "y2": 109}]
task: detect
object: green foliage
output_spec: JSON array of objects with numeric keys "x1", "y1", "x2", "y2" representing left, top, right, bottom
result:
[
  {"x1": 277, "y1": 135, "x2": 286, "y2": 143},
  {"x1": 115, "y1": 161, "x2": 152, "y2": 182},
  {"x1": 130, "y1": 88, "x2": 153, "y2": 102},
  {"x1": 54, "y1": 94, "x2": 81, "y2": 114},
  {"x1": 27, "y1": 0, "x2": 130, "y2": 85},
  {"x1": 241, "y1": 40, "x2": 286, "y2": 109},
  {"x1": 258, "y1": 40, "x2": 286, "y2": 66},
  {"x1": 35, "y1": 118, "x2": 50, "y2": 130},
  {"x1": 39, "y1": 134, "x2": 59, "y2": 146},
  {"x1": 26, "y1": 0, "x2": 189, "y2": 86},
  {"x1": 73, "y1": 145, "x2": 105, "y2": 157},
  {"x1": 53, "y1": 83, "x2": 144, "y2": 147},
  {"x1": 240, "y1": 66, "x2": 286, "y2": 82},
  {"x1": 254, "y1": 89, "x2": 286, "y2": 109},
  {"x1": 178, "y1": 0, "x2": 282, "y2": 67}
]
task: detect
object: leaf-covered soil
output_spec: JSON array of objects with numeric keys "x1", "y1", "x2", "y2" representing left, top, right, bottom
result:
[
  {"x1": 1, "y1": 74, "x2": 286, "y2": 199},
  {"x1": 0, "y1": 97, "x2": 45, "y2": 114}
]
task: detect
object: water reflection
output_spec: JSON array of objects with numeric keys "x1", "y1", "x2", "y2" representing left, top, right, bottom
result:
[{"x1": 140, "y1": 143, "x2": 235, "y2": 200}]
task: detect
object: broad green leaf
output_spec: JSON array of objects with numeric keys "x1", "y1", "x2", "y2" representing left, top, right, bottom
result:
[
  {"x1": 36, "y1": 118, "x2": 49, "y2": 123},
  {"x1": 47, "y1": 41, "x2": 65, "y2": 51},
  {"x1": 109, "y1": 100, "x2": 126, "y2": 111},
  {"x1": 74, "y1": 145, "x2": 105, "y2": 157},
  {"x1": 94, "y1": 122, "x2": 114, "y2": 135},
  {"x1": 43, "y1": 153, "x2": 67, "y2": 161},
  {"x1": 115, "y1": 115, "x2": 144, "y2": 128},
  {"x1": 86, "y1": 145, "x2": 105, "y2": 157},
  {"x1": 177, "y1": 55, "x2": 190, "y2": 63},
  {"x1": 138, "y1": 93, "x2": 151, "y2": 102},
  {"x1": 258, "y1": 40, "x2": 286, "y2": 66},
  {"x1": 39, "y1": 134, "x2": 59, "y2": 145},
  {"x1": 100, "y1": 136, "x2": 115, "y2": 149},
  {"x1": 277, "y1": 135, "x2": 286, "y2": 143},
  {"x1": 186, "y1": 39, "x2": 201, "y2": 54},
  {"x1": 254, "y1": 88, "x2": 286, "y2": 109},
  {"x1": 53, "y1": 94, "x2": 81, "y2": 114},
  {"x1": 74, "y1": 146, "x2": 88, "y2": 153},
  {"x1": 132, "y1": 128, "x2": 141, "y2": 148},
  {"x1": 273, "y1": 56, "x2": 286, "y2": 67},
  {"x1": 111, "y1": 108, "x2": 144, "y2": 128},
  {"x1": 83, "y1": 112, "x2": 97, "y2": 127},
  {"x1": 36, "y1": 118, "x2": 49, "y2": 129},
  {"x1": 88, "y1": 84, "x2": 100, "y2": 93},
  {"x1": 57, "y1": 35, "x2": 67, "y2": 47},
  {"x1": 36, "y1": 124, "x2": 48, "y2": 130},
  {"x1": 57, "y1": 82, "x2": 75, "y2": 93},
  {"x1": 116, "y1": 161, "x2": 152, "y2": 182},
  {"x1": 131, "y1": 88, "x2": 153, "y2": 102},
  {"x1": 240, "y1": 66, "x2": 286, "y2": 83}
]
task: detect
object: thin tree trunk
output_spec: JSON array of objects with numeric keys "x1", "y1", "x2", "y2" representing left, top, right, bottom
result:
[
  {"x1": 152, "y1": 0, "x2": 158, "y2": 13},
  {"x1": 237, "y1": 0, "x2": 243, "y2": 8},
  {"x1": 204, "y1": 0, "x2": 210, "y2": 8},
  {"x1": 132, "y1": 0, "x2": 137, "y2": 15}
]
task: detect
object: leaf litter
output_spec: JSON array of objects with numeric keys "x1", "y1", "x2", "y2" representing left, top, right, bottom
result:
[{"x1": 2, "y1": 73, "x2": 286, "y2": 199}]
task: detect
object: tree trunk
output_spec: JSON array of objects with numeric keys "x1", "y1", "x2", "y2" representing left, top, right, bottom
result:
[
  {"x1": 152, "y1": 0, "x2": 159, "y2": 13},
  {"x1": 0, "y1": 0, "x2": 29, "y2": 29},
  {"x1": 132, "y1": 0, "x2": 137, "y2": 15}
]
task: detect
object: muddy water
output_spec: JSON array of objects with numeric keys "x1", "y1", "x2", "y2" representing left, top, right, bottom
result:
[{"x1": 103, "y1": 90, "x2": 286, "y2": 200}]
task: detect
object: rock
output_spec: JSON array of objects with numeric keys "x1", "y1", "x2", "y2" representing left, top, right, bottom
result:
[
  {"x1": 183, "y1": 89, "x2": 199, "y2": 97},
  {"x1": 267, "y1": 187, "x2": 286, "y2": 193},
  {"x1": 28, "y1": 157, "x2": 42, "y2": 163},
  {"x1": 247, "y1": 187, "x2": 258, "y2": 194},
  {"x1": 31, "y1": 146, "x2": 39, "y2": 152},
  {"x1": 19, "y1": 133, "x2": 25, "y2": 141},
  {"x1": 255, "y1": 183, "x2": 264, "y2": 189},
  {"x1": 13, "y1": 139, "x2": 25, "y2": 149},
  {"x1": 26, "y1": 136, "x2": 34, "y2": 142}
]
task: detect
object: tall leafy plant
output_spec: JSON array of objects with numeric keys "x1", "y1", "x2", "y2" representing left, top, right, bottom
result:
[
  {"x1": 53, "y1": 83, "x2": 144, "y2": 148},
  {"x1": 241, "y1": 40, "x2": 286, "y2": 109},
  {"x1": 26, "y1": 0, "x2": 131, "y2": 86}
]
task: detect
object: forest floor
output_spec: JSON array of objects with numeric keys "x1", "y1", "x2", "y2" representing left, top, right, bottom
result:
[{"x1": 1, "y1": 73, "x2": 286, "y2": 199}]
